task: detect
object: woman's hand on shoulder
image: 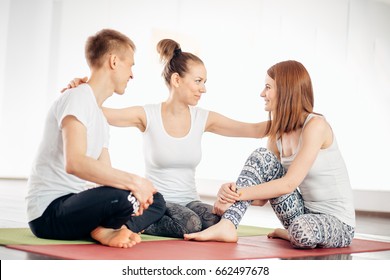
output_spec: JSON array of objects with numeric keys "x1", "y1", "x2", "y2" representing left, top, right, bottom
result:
[{"x1": 61, "y1": 76, "x2": 88, "y2": 93}]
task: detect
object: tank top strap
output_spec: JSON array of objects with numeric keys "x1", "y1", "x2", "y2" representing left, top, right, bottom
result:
[{"x1": 302, "y1": 113, "x2": 320, "y2": 129}]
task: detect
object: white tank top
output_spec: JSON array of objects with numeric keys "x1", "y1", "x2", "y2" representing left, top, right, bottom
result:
[
  {"x1": 143, "y1": 103, "x2": 209, "y2": 206},
  {"x1": 276, "y1": 114, "x2": 355, "y2": 227}
]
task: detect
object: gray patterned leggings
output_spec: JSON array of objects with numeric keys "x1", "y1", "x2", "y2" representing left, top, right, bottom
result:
[
  {"x1": 222, "y1": 147, "x2": 355, "y2": 249},
  {"x1": 144, "y1": 201, "x2": 220, "y2": 238}
]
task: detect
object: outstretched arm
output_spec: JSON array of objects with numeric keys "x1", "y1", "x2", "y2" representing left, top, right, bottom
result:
[
  {"x1": 102, "y1": 106, "x2": 146, "y2": 132},
  {"x1": 60, "y1": 77, "x2": 147, "y2": 132},
  {"x1": 61, "y1": 115, "x2": 155, "y2": 214},
  {"x1": 205, "y1": 111, "x2": 268, "y2": 138}
]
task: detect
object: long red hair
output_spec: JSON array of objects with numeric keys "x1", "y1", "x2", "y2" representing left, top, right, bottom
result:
[{"x1": 265, "y1": 60, "x2": 314, "y2": 140}]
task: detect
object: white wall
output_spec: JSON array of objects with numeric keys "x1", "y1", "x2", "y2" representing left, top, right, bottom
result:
[
  {"x1": 1, "y1": 0, "x2": 389, "y2": 196},
  {"x1": 0, "y1": 0, "x2": 10, "y2": 139},
  {"x1": 0, "y1": 0, "x2": 53, "y2": 177}
]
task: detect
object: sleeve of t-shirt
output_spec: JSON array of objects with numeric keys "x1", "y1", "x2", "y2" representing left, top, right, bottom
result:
[{"x1": 56, "y1": 88, "x2": 93, "y2": 129}]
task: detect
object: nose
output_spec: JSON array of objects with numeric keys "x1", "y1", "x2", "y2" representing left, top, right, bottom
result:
[
  {"x1": 200, "y1": 84, "x2": 206, "y2": 93},
  {"x1": 260, "y1": 89, "x2": 265, "y2": 97},
  {"x1": 129, "y1": 69, "x2": 134, "y2": 80}
]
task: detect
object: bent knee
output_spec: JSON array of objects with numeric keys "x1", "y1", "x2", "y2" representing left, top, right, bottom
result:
[
  {"x1": 152, "y1": 192, "x2": 166, "y2": 211},
  {"x1": 182, "y1": 214, "x2": 202, "y2": 234},
  {"x1": 288, "y1": 217, "x2": 318, "y2": 249}
]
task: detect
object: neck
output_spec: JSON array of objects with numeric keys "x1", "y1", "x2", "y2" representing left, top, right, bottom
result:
[
  {"x1": 164, "y1": 92, "x2": 189, "y2": 115},
  {"x1": 87, "y1": 70, "x2": 114, "y2": 107}
]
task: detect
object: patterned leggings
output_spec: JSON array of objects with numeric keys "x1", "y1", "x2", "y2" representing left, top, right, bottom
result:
[
  {"x1": 222, "y1": 147, "x2": 355, "y2": 249},
  {"x1": 144, "y1": 201, "x2": 221, "y2": 238}
]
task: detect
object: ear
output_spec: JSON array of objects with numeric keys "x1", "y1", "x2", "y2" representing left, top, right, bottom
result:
[
  {"x1": 170, "y1": 73, "x2": 180, "y2": 88},
  {"x1": 109, "y1": 54, "x2": 117, "y2": 69}
]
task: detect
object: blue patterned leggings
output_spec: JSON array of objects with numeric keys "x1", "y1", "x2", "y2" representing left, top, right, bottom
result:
[{"x1": 222, "y1": 147, "x2": 355, "y2": 249}]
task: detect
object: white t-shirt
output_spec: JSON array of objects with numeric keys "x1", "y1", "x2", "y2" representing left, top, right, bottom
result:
[
  {"x1": 26, "y1": 84, "x2": 109, "y2": 222},
  {"x1": 143, "y1": 103, "x2": 209, "y2": 206}
]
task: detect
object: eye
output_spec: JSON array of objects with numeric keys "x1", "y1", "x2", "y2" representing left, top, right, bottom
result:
[{"x1": 195, "y1": 79, "x2": 202, "y2": 84}]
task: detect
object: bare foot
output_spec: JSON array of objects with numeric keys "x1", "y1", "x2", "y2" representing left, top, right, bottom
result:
[
  {"x1": 184, "y1": 219, "x2": 238, "y2": 242},
  {"x1": 91, "y1": 225, "x2": 141, "y2": 248},
  {"x1": 267, "y1": 228, "x2": 290, "y2": 241}
]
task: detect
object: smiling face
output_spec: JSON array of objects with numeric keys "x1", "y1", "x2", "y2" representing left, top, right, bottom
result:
[
  {"x1": 260, "y1": 74, "x2": 277, "y2": 113},
  {"x1": 177, "y1": 62, "x2": 207, "y2": 106}
]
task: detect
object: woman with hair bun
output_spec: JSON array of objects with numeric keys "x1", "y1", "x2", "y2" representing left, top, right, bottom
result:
[{"x1": 66, "y1": 39, "x2": 268, "y2": 238}]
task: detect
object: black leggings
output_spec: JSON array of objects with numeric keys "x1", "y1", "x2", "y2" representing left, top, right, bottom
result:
[{"x1": 29, "y1": 186, "x2": 166, "y2": 240}]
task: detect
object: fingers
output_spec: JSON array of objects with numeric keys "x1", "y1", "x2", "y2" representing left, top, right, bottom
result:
[
  {"x1": 61, "y1": 76, "x2": 88, "y2": 93},
  {"x1": 60, "y1": 81, "x2": 76, "y2": 93},
  {"x1": 218, "y1": 184, "x2": 239, "y2": 203},
  {"x1": 143, "y1": 195, "x2": 154, "y2": 210},
  {"x1": 133, "y1": 195, "x2": 154, "y2": 216},
  {"x1": 72, "y1": 77, "x2": 88, "y2": 86}
]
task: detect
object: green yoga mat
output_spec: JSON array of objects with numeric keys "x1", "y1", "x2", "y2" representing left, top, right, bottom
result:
[{"x1": 0, "y1": 225, "x2": 273, "y2": 245}]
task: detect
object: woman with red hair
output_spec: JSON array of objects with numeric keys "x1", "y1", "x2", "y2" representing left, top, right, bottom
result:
[{"x1": 185, "y1": 60, "x2": 355, "y2": 249}]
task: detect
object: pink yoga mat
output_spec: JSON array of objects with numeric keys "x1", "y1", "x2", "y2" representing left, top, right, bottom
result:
[{"x1": 8, "y1": 236, "x2": 390, "y2": 260}]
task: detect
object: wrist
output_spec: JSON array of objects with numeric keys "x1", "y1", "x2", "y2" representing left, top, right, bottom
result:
[
  {"x1": 119, "y1": 172, "x2": 139, "y2": 193},
  {"x1": 235, "y1": 186, "x2": 245, "y2": 200}
]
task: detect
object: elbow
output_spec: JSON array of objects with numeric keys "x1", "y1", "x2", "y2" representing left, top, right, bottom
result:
[
  {"x1": 64, "y1": 157, "x2": 82, "y2": 176},
  {"x1": 285, "y1": 183, "x2": 297, "y2": 195},
  {"x1": 281, "y1": 177, "x2": 300, "y2": 195}
]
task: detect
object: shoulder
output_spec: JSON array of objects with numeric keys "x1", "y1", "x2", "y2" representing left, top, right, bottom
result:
[
  {"x1": 55, "y1": 85, "x2": 91, "y2": 112},
  {"x1": 302, "y1": 114, "x2": 333, "y2": 147},
  {"x1": 304, "y1": 114, "x2": 330, "y2": 133},
  {"x1": 191, "y1": 106, "x2": 209, "y2": 119},
  {"x1": 191, "y1": 105, "x2": 208, "y2": 114},
  {"x1": 61, "y1": 84, "x2": 93, "y2": 105},
  {"x1": 143, "y1": 103, "x2": 160, "y2": 113}
]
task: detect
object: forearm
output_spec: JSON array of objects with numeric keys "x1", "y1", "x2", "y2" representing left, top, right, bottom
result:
[
  {"x1": 66, "y1": 155, "x2": 138, "y2": 192},
  {"x1": 206, "y1": 112, "x2": 268, "y2": 138},
  {"x1": 238, "y1": 178, "x2": 294, "y2": 201},
  {"x1": 228, "y1": 122, "x2": 267, "y2": 138}
]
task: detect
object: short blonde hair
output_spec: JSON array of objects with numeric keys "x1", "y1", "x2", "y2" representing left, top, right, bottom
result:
[{"x1": 85, "y1": 29, "x2": 136, "y2": 68}]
